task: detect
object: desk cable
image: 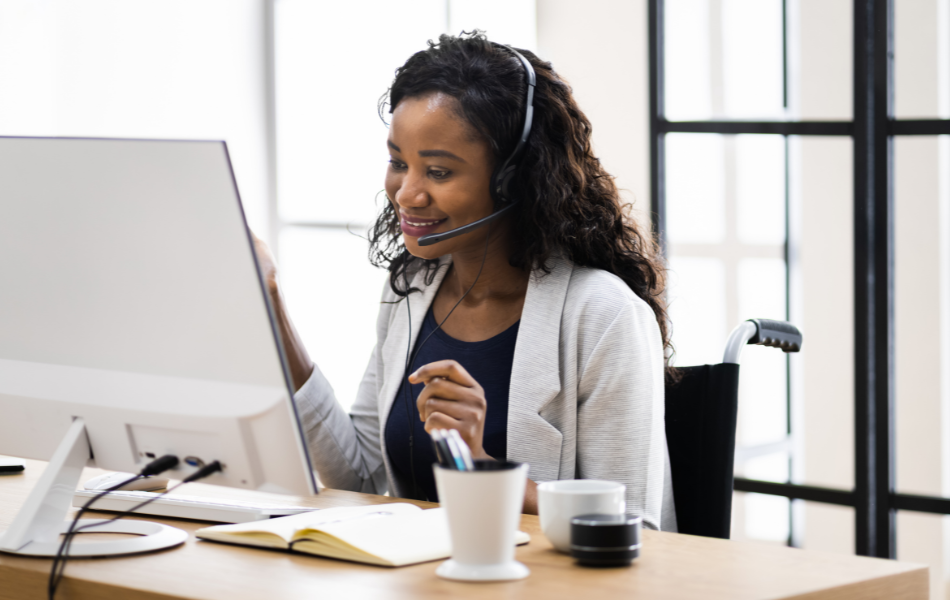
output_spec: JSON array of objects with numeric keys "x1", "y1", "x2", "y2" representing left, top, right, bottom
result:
[{"x1": 48, "y1": 457, "x2": 222, "y2": 600}]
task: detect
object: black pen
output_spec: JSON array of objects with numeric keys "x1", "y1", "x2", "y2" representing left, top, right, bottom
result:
[
  {"x1": 432, "y1": 430, "x2": 454, "y2": 468},
  {"x1": 434, "y1": 429, "x2": 458, "y2": 469},
  {"x1": 431, "y1": 430, "x2": 448, "y2": 467}
]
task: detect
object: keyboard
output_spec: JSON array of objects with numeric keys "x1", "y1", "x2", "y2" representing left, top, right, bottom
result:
[{"x1": 72, "y1": 489, "x2": 314, "y2": 523}]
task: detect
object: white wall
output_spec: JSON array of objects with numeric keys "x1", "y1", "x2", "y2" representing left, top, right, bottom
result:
[{"x1": 537, "y1": 0, "x2": 651, "y2": 227}]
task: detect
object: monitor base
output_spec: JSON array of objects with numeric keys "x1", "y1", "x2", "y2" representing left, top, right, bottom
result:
[
  {"x1": 0, "y1": 418, "x2": 185, "y2": 558},
  {"x1": 0, "y1": 518, "x2": 187, "y2": 557}
]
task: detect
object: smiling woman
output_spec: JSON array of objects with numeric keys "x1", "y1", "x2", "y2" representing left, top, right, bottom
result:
[{"x1": 261, "y1": 32, "x2": 676, "y2": 530}]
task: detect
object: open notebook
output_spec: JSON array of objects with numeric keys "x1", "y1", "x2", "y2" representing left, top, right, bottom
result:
[{"x1": 195, "y1": 503, "x2": 530, "y2": 567}]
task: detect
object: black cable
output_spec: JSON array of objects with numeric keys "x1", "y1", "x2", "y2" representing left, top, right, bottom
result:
[
  {"x1": 402, "y1": 222, "x2": 493, "y2": 500},
  {"x1": 402, "y1": 265, "x2": 420, "y2": 499},
  {"x1": 47, "y1": 457, "x2": 221, "y2": 600},
  {"x1": 48, "y1": 471, "x2": 142, "y2": 599},
  {"x1": 72, "y1": 461, "x2": 224, "y2": 536}
]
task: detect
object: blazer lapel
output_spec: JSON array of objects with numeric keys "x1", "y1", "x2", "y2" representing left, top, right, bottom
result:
[{"x1": 507, "y1": 257, "x2": 573, "y2": 482}]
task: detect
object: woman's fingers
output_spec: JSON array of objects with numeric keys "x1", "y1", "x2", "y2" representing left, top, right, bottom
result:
[
  {"x1": 409, "y1": 360, "x2": 479, "y2": 388},
  {"x1": 410, "y1": 360, "x2": 489, "y2": 458},
  {"x1": 420, "y1": 397, "x2": 483, "y2": 424},
  {"x1": 415, "y1": 376, "x2": 485, "y2": 421},
  {"x1": 422, "y1": 411, "x2": 462, "y2": 433},
  {"x1": 250, "y1": 230, "x2": 280, "y2": 294},
  {"x1": 416, "y1": 376, "x2": 476, "y2": 402},
  {"x1": 423, "y1": 412, "x2": 482, "y2": 453}
]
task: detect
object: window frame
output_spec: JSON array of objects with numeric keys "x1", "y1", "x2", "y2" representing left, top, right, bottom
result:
[{"x1": 649, "y1": 0, "x2": 950, "y2": 559}]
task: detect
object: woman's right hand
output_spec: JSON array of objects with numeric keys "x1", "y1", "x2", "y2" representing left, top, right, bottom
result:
[
  {"x1": 251, "y1": 231, "x2": 280, "y2": 295},
  {"x1": 250, "y1": 230, "x2": 315, "y2": 391}
]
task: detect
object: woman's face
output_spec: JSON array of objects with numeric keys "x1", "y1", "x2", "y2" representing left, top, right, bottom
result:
[{"x1": 384, "y1": 92, "x2": 495, "y2": 260}]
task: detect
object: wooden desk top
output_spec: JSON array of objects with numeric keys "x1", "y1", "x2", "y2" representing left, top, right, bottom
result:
[{"x1": 0, "y1": 459, "x2": 928, "y2": 600}]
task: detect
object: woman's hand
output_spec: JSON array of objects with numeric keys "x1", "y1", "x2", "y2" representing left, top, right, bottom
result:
[
  {"x1": 250, "y1": 230, "x2": 314, "y2": 391},
  {"x1": 251, "y1": 231, "x2": 279, "y2": 295},
  {"x1": 410, "y1": 360, "x2": 540, "y2": 514},
  {"x1": 409, "y1": 360, "x2": 491, "y2": 460}
]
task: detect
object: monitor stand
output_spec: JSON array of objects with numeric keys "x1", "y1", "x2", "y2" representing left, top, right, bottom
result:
[{"x1": 0, "y1": 418, "x2": 187, "y2": 557}]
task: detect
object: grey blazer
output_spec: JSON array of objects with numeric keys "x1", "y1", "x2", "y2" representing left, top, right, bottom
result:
[{"x1": 293, "y1": 255, "x2": 677, "y2": 531}]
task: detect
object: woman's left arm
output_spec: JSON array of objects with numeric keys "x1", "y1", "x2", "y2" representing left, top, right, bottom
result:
[{"x1": 575, "y1": 300, "x2": 667, "y2": 531}]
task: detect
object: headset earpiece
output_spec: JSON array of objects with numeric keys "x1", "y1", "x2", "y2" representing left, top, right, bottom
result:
[{"x1": 491, "y1": 163, "x2": 519, "y2": 206}]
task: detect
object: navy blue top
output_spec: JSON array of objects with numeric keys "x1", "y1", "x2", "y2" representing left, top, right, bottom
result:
[{"x1": 384, "y1": 306, "x2": 519, "y2": 502}]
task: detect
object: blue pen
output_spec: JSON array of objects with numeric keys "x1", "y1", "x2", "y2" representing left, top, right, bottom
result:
[
  {"x1": 448, "y1": 429, "x2": 475, "y2": 471},
  {"x1": 443, "y1": 431, "x2": 468, "y2": 471}
]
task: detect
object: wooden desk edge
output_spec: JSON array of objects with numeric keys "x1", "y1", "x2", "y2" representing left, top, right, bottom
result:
[
  {"x1": 785, "y1": 565, "x2": 929, "y2": 600},
  {"x1": 0, "y1": 460, "x2": 931, "y2": 600}
]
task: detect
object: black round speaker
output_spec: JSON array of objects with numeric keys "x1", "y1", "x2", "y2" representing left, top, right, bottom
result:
[{"x1": 570, "y1": 513, "x2": 641, "y2": 567}]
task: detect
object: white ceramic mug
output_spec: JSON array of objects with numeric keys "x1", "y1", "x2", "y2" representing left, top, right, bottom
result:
[
  {"x1": 537, "y1": 480, "x2": 626, "y2": 552},
  {"x1": 434, "y1": 461, "x2": 530, "y2": 581}
]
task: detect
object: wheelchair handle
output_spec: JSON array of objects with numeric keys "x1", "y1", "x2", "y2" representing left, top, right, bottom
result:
[{"x1": 722, "y1": 319, "x2": 803, "y2": 364}]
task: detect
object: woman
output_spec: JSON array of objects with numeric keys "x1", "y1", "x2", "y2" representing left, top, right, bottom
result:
[{"x1": 258, "y1": 32, "x2": 676, "y2": 531}]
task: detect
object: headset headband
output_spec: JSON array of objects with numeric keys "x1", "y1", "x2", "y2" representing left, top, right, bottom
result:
[{"x1": 491, "y1": 44, "x2": 536, "y2": 204}]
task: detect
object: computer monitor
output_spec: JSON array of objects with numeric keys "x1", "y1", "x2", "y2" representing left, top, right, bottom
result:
[{"x1": 0, "y1": 137, "x2": 317, "y2": 557}]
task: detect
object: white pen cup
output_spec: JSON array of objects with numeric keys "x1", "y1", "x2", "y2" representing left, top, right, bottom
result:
[
  {"x1": 537, "y1": 480, "x2": 626, "y2": 553},
  {"x1": 433, "y1": 461, "x2": 530, "y2": 582}
]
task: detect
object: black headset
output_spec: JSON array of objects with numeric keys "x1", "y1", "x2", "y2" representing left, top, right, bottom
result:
[
  {"x1": 416, "y1": 45, "x2": 536, "y2": 247},
  {"x1": 401, "y1": 43, "x2": 538, "y2": 501}
]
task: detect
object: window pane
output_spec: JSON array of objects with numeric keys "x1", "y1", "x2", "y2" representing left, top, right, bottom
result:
[
  {"x1": 739, "y1": 451, "x2": 790, "y2": 483},
  {"x1": 737, "y1": 258, "x2": 788, "y2": 447},
  {"x1": 666, "y1": 133, "x2": 726, "y2": 244},
  {"x1": 665, "y1": 0, "x2": 854, "y2": 120},
  {"x1": 664, "y1": 0, "x2": 713, "y2": 120},
  {"x1": 275, "y1": 0, "x2": 446, "y2": 225},
  {"x1": 894, "y1": 136, "x2": 950, "y2": 500},
  {"x1": 800, "y1": 502, "x2": 854, "y2": 555},
  {"x1": 732, "y1": 492, "x2": 790, "y2": 545},
  {"x1": 894, "y1": 0, "x2": 950, "y2": 119},
  {"x1": 733, "y1": 455, "x2": 790, "y2": 544},
  {"x1": 667, "y1": 256, "x2": 727, "y2": 367},
  {"x1": 278, "y1": 227, "x2": 389, "y2": 411},
  {"x1": 793, "y1": 0, "x2": 852, "y2": 120},
  {"x1": 665, "y1": 0, "x2": 783, "y2": 120},
  {"x1": 793, "y1": 136, "x2": 854, "y2": 490},
  {"x1": 736, "y1": 135, "x2": 786, "y2": 245},
  {"x1": 720, "y1": 0, "x2": 784, "y2": 119}
]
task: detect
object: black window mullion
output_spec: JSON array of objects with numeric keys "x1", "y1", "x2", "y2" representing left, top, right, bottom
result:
[
  {"x1": 888, "y1": 119, "x2": 950, "y2": 135},
  {"x1": 852, "y1": 0, "x2": 895, "y2": 560},
  {"x1": 659, "y1": 120, "x2": 852, "y2": 135},
  {"x1": 648, "y1": 0, "x2": 666, "y2": 255}
]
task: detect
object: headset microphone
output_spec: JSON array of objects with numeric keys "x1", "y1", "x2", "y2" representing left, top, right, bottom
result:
[{"x1": 417, "y1": 45, "x2": 536, "y2": 247}]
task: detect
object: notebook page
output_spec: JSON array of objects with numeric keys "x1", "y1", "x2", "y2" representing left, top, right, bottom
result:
[
  {"x1": 197, "y1": 504, "x2": 421, "y2": 544},
  {"x1": 312, "y1": 507, "x2": 452, "y2": 566}
]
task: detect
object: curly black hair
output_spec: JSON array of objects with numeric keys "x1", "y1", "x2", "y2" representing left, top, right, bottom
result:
[{"x1": 370, "y1": 31, "x2": 674, "y2": 366}]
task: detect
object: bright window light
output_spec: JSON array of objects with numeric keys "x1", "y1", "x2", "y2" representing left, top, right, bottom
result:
[{"x1": 666, "y1": 133, "x2": 727, "y2": 245}]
